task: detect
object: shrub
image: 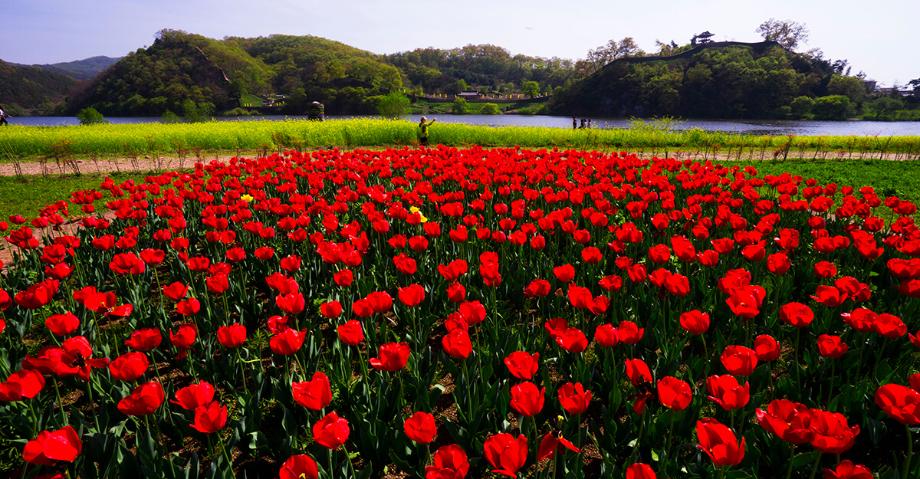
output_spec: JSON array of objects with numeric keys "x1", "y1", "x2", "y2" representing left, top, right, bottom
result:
[
  {"x1": 811, "y1": 95, "x2": 852, "y2": 120},
  {"x1": 76, "y1": 107, "x2": 107, "y2": 125},
  {"x1": 373, "y1": 92, "x2": 411, "y2": 119},
  {"x1": 479, "y1": 103, "x2": 501, "y2": 115}
]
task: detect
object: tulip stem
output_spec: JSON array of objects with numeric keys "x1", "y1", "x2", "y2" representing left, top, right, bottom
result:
[
  {"x1": 808, "y1": 453, "x2": 821, "y2": 479},
  {"x1": 905, "y1": 425, "x2": 914, "y2": 479}
]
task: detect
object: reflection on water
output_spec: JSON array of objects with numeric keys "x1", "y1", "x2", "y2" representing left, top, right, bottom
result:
[{"x1": 6, "y1": 114, "x2": 920, "y2": 136}]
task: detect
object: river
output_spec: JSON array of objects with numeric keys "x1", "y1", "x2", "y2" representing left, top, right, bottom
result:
[{"x1": 6, "y1": 114, "x2": 920, "y2": 136}]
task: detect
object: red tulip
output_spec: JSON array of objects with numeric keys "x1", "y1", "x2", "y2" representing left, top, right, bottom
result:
[
  {"x1": 312, "y1": 412, "x2": 350, "y2": 449},
  {"x1": 822, "y1": 460, "x2": 873, "y2": 479},
  {"x1": 44, "y1": 312, "x2": 80, "y2": 336},
  {"x1": 176, "y1": 297, "x2": 201, "y2": 316},
  {"x1": 280, "y1": 454, "x2": 319, "y2": 479},
  {"x1": 319, "y1": 300, "x2": 343, "y2": 319},
  {"x1": 625, "y1": 358, "x2": 653, "y2": 386},
  {"x1": 191, "y1": 400, "x2": 228, "y2": 434},
  {"x1": 656, "y1": 376, "x2": 692, "y2": 411},
  {"x1": 398, "y1": 284, "x2": 426, "y2": 307},
  {"x1": 404, "y1": 411, "x2": 437, "y2": 444},
  {"x1": 696, "y1": 418, "x2": 745, "y2": 466},
  {"x1": 125, "y1": 328, "x2": 162, "y2": 351},
  {"x1": 442, "y1": 328, "x2": 472, "y2": 360},
  {"x1": 706, "y1": 375, "x2": 750, "y2": 411},
  {"x1": 753, "y1": 334, "x2": 780, "y2": 362},
  {"x1": 217, "y1": 323, "x2": 247, "y2": 348},
  {"x1": 162, "y1": 281, "x2": 188, "y2": 301},
  {"x1": 22, "y1": 425, "x2": 82, "y2": 465},
  {"x1": 118, "y1": 381, "x2": 165, "y2": 416},
  {"x1": 626, "y1": 463, "x2": 657, "y2": 479},
  {"x1": 553, "y1": 264, "x2": 575, "y2": 283},
  {"x1": 425, "y1": 444, "x2": 469, "y2": 479},
  {"x1": 779, "y1": 302, "x2": 814, "y2": 328},
  {"x1": 874, "y1": 384, "x2": 920, "y2": 425},
  {"x1": 510, "y1": 381, "x2": 545, "y2": 417},
  {"x1": 807, "y1": 409, "x2": 859, "y2": 454},
  {"x1": 333, "y1": 269, "x2": 353, "y2": 287},
  {"x1": 504, "y1": 351, "x2": 539, "y2": 380},
  {"x1": 110, "y1": 252, "x2": 146, "y2": 275},
  {"x1": 172, "y1": 381, "x2": 215, "y2": 410},
  {"x1": 755, "y1": 399, "x2": 814, "y2": 444},
  {"x1": 557, "y1": 382, "x2": 592, "y2": 415},
  {"x1": 536, "y1": 432, "x2": 580, "y2": 461},
  {"x1": 270, "y1": 328, "x2": 306, "y2": 355},
  {"x1": 0, "y1": 369, "x2": 46, "y2": 401},
  {"x1": 720, "y1": 345, "x2": 759, "y2": 376},
  {"x1": 483, "y1": 433, "x2": 528, "y2": 478},
  {"x1": 817, "y1": 334, "x2": 848, "y2": 359},
  {"x1": 276, "y1": 291, "x2": 306, "y2": 315},
  {"x1": 369, "y1": 342, "x2": 410, "y2": 371},
  {"x1": 292, "y1": 372, "x2": 332, "y2": 411},
  {"x1": 108, "y1": 351, "x2": 149, "y2": 382},
  {"x1": 616, "y1": 321, "x2": 644, "y2": 344},
  {"x1": 336, "y1": 320, "x2": 364, "y2": 346},
  {"x1": 679, "y1": 310, "x2": 710, "y2": 335}
]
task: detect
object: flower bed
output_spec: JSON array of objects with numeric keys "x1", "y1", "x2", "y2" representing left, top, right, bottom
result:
[{"x1": 0, "y1": 146, "x2": 917, "y2": 478}]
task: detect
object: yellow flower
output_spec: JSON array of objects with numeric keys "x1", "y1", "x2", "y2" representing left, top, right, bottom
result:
[
  {"x1": 241, "y1": 194, "x2": 254, "y2": 203},
  {"x1": 409, "y1": 206, "x2": 428, "y2": 223}
]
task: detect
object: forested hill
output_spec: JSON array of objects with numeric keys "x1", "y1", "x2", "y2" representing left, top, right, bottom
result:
[
  {"x1": 385, "y1": 45, "x2": 576, "y2": 95},
  {"x1": 549, "y1": 41, "x2": 839, "y2": 118},
  {"x1": 38, "y1": 56, "x2": 121, "y2": 81},
  {"x1": 0, "y1": 60, "x2": 79, "y2": 115},
  {"x1": 68, "y1": 30, "x2": 403, "y2": 116}
]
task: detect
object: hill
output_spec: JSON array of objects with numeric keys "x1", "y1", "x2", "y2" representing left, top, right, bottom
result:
[
  {"x1": 385, "y1": 45, "x2": 576, "y2": 95},
  {"x1": 38, "y1": 56, "x2": 121, "y2": 81},
  {"x1": 550, "y1": 41, "x2": 839, "y2": 118},
  {"x1": 0, "y1": 60, "x2": 79, "y2": 115},
  {"x1": 69, "y1": 30, "x2": 404, "y2": 116}
]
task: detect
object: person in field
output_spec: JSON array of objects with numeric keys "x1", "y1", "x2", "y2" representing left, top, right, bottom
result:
[
  {"x1": 418, "y1": 116, "x2": 436, "y2": 146},
  {"x1": 0, "y1": 105, "x2": 8, "y2": 126}
]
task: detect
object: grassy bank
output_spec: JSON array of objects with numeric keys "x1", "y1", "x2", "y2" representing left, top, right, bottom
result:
[
  {"x1": 2, "y1": 119, "x2": 920, "y2": 161},
  {"x1": 0, "y1": 173, "x2": 143, "y2": 221}
]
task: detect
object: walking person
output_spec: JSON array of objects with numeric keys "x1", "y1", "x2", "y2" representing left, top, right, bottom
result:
[
  {"x1": 0, "y1": 105, "x2": 8, "y2": 126},
  {"x1": 417, "y1": 116, "x2": 436, "y2": 147}
]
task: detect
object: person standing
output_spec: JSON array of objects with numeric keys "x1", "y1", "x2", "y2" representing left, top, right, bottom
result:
[
  {"x1": 418, "y1": 116, "x2": 436, "y2": 146},
  {"x1": 0, "y1": 105, "x2": 8, "y2": 126},
  {"x1": 572, "y1": 115, "x2": 577, "y2": 130}
]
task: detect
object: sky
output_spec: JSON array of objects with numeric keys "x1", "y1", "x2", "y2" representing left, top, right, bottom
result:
[{"x1": 2, "y1": 0, "x2": 917, "y2": 86}]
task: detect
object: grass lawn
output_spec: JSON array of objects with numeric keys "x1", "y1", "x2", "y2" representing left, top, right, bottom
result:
[{"x1": 0, "y1": 173, "x2": 142, "y2": 221}]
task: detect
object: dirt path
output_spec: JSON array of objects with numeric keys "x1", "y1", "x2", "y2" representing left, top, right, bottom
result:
[
  {"x1": 0, "y1": 148, "x2": 917, "y2": 178},
  {"x1": 0, "y1": 155, "x2": 240, "y2": 177}
]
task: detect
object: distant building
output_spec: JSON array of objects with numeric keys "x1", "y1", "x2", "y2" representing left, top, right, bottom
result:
[
  {"x1": 691, "y1": 31, "x2": 715, "y2": 45},
  {"x1": 457, "y1": 91, "x2": 481, "y2": 101},
  {"x1": 863, "y1": 80, "x2": 877, "y2": 92},
  {"x1": 265, "y1": 94, "x2": 287, "y2": 107},
  {"x1": 877, "y1": 87, "x2": 913, "y2": 97}
]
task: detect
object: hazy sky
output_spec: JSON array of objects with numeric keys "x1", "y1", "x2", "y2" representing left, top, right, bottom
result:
[{"x1": 2, "y1": 0, "x2": 917, "y2": 86}]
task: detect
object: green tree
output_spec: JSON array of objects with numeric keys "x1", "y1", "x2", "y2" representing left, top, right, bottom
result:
[
  {"x1": 522, "y1": 81, "x2": 540, "y2": 98},
  {"x1": 479, "y1": 103, "x2": 501, "y2": 115},
  {"x1": 76, "y1": 107, "x2": 106, "y2": 125},
  {"x1": 811, "y1": 95, "x2": 852, "y2": 120},
  {"x1": 374, "y1": 92, "x2": 410, "y2": 119},
  {"x1": 789, "y1": 96, "x2": 815, "y2": 118},
  {"x1": 756, "y1": 19, "x2": 809, "y2": 50},
  {"x1": 863, "y1": 96, "x2": 904, "y2": 120},
  {"x1": 827, "y1": 75, "x2": 867, "y2": 107},
  {"x1": 451, "y1": 97, "x2": 468, "y2": 114}
]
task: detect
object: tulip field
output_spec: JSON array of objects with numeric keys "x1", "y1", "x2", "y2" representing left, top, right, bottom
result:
[{"x1": 0, "y1": 146, "x2": 918, "y2": 479}]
